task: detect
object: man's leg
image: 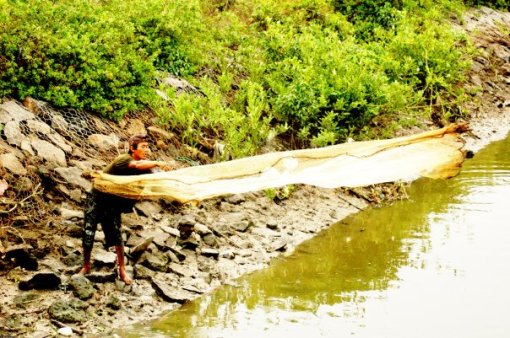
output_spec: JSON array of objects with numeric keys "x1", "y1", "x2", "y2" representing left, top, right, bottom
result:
[
  {"x1": 80, "y1": 194, "x2": 98, "y2": 274},
  {"x1": 103, "y1": 210, "x2": 133, "y2": 284},
  {"x1": 115, "y1": 245, "x2": 132, "y2": 285},
  {"x1": 79, "y1": 248, "x2": 92, "y2": 275}
]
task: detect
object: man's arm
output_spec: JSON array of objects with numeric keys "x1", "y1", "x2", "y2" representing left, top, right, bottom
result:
[{"x1": 128, "y1": 160, "x2": 175, "y2": 171}]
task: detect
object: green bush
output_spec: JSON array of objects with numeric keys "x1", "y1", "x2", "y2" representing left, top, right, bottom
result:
[
  {"x1": 260, "y1": 23, "x2": 408, "y2": 144},
  {"x1": 0, "y1": 0, "x2": 479, "y2": 158},
  {"x1": 332, "y1": 0, "x2": 405, "y2": 41},
  {"x1": 157, "y1": 78, "x2": 275, "y2": 158},
  {"x1": 0, "y1": 0, "x2": 203, "y2": 119},
  {"x1": 243, "y1": 1, "x2": 470, "y2": 146}
]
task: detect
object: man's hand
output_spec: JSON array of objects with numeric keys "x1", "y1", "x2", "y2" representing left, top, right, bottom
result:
[{"x1": 156, "y1": 160, "x2": 177, "y2": 171}]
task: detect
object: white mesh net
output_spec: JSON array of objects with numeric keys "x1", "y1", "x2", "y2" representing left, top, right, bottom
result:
[{"x1": 93, "y1": 124, "x2": 468, "y2": 203}]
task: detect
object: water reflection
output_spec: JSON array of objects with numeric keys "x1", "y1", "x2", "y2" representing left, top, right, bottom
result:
[{"x1": 120, "y1": 134, "x2": 510, "y2": 338}]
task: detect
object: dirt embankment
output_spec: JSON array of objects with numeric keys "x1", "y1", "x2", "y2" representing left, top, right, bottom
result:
[{"x1": 1, "y1": 7, "x2": 509, "y2": 338}]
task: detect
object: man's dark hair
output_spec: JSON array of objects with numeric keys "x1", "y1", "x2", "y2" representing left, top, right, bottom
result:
[{"x1": 128, "y1": 134, "x2": 148, "y2": 154}]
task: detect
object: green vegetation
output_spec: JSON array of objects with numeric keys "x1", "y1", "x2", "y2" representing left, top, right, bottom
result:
[
  {"x1": 265, "y1": 185, "x2": 296, "y2": 202},
  {"x1": 0, "y1": 0, "x2": 498, "y2": 158},
  {"x1": 0, "y1": 0, "x2": 203, "y2": 120}
]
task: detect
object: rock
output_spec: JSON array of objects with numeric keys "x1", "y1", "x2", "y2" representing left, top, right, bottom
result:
[
  {"x1": 57, "y1": 184, "x2": 72, "y2": 198},
  {"x1": 151, "y1": 278, "x2": 193, "y2": 304},
  {"x1": 135, "y1": 201, "x2": 162, "y2": 218},
  {"x1": 125, "y1": 119, "x2": 146, "y2": 136},
  {"x1": 85, "y1": 272, "x2": 116, "y2": 283},
  {"x1": 167, "y1": 262, "x2": 194, "y2": 278},
  {"x1": 236, "y1": 249, "x2": 252, "y2": 257},
  {"x1": 0, "y1": 106, "x2": 9, "y2": 124},
  {"x1": 50, "y1": 114, "x2": 69, "y2": 134},
  {"x1": 65, "y1": 223, "x2": 83, "y2": 238},
  {"x1": 4, "y1": 121, "x2": 23, "y2": 146},
  {"x1": 69, "y1": 159, "x2": 103, "y2": 172},
  {"x1": 194, "y1": 223, "x2": 212, "y2": 236},
  {"x1": 156, "y1": 138, "x2": 170, "y2": 150},
  {"x1": 68, "y1": 188, "x2": 83, "y2": 202},
  {"x1": 251, "y1": 227, "x2": 279, "y2": 238},
  {"x1": 182, "y1": 284, "x2": 205, "y2": 295},
  {"x1": 0, "y1": 153, "x2": 27, "y2": 175},
  {"x1": 126, "y1": 234, "x2": 144, "y2": 247},
  {"x1": 19, "y1": 271, "x2": 61, "y2": 290},
  {"x1": 57, "y1": 327, "x2": 74, "y2": 336},
  {"x1": 266, "y1": 219, "x2": 279, "y2": 230},
  {"x1": 47, "y1": 133, "x2": 73, "y2": 153},
  {"x1": 62, "y1": 253, "x2": 82, "y2": 268},
  {"x1": 48, "y1": 298, "x2": 87, "y2": 323},
  {"x1": 160, "y1": 225, "x2": 180, "y2": 238},
  {"x1": 59, "y1": 243, "x2": 81, "y2": 264},
  {"x1": 151, "y1": 231, "x2": 171, "y2": 251},
  {"x1": 69, "y1": 274, "x2": 95, "y2": 300},
  {"x1": 179, "y1": 234, "x2": 200, "y2": 250},
  {"x1": 0, "y1": 100, "x2": 35, "y2": 122},
  {"x1": 133, "y1": 265, "x2": 154, "y2": 280},
  {"x1": 140, "y1": 252, "x2": 168, "y2": 272},
  {"x1": 21, "y1": 96, "x2": 41, "y2": 112},
  {"x1": 20, "y1": 139, "x2": 35, "y2": 156},
  {"x1": 221, "y1": 249, "x2": 236, "y2": 259},
  {"x1": 3, "y1": 244, "x2": 38, "y2": 270},
  {"x1": 268, "y1": 239, "x2": 288, "y2": 253},
  {"x1": 0, "y1": 178, "x2": 7, "y2": 197},
  {"x1": 93, "y1": 250, "x2": 116, "y2": 267},
  {"x1": 121, "y1": 213, "x2": 150, "y2": 230},
  {"x1": 202, "y1": 233, "x2": 217, "y2": 247},
  {"x1": 59, "y1": 207, "x2": 84, "y2": 220},
  {"x1": 31, "y1": 139, "x2": 67, "y2": 166},
  {"x1": 200, "y1": 248, "x2": 219, "y2": 259},
  {"x1": 177, "y1": 216, "x2": 195, "y2": 239},
  {"x1": 87, "y1": 134, "x2": 119, "y2": 151},
  {"x1": 16, "y1": 97, "x2": 41, "y2": 113},
  {"x1": 26, "y1": 119, "x2": 52, "y2": 135},
  {"x1": 129, "y1": 236, "x2": 154, "y2": 258},
  {"x1": 167, "y1": 246, "x2": 186, "y2": 262},
  {"x1": 54, "y1": 167, "x2": 92, "y2": 192},
  {"x1": 147, "y1": 125, "x2": 174, "y2": 140},
  {"x1": 164, "y1": 235, "x2": 177, "y2": 248},
  {"x1": 114, "y1": 278, "x2": 133, "y2": 292},
  {"x1": 107, "y1": 295, "x2": 122, "y2": 310},
  {"x1": 71, "y1": 147, "x2": 89, "y2": 160},
  {"x1": 14, "y1": 292, "x2": 40, "y2": 309},
  {"x1": 224, "y1": 194, "x2": 245, "y2": 204},
  {"x1": 0, "y1": 140, "x2": 25, "y2": 162},
  {"x1": 235, "y1": 220, "x2": 254, "y2": 233},
  {"x1": 166, "y1": 250, "x2": 180, "y2": 263}
]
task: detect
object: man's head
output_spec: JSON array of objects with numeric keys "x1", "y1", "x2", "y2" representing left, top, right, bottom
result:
[{"x1": 128, "y1": 134, "x2": 150, "y2": 160}]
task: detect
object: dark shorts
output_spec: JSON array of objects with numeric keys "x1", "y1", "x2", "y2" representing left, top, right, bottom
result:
[{"x1": 82, "y1": 191, "x2": 132, "y2": 250}]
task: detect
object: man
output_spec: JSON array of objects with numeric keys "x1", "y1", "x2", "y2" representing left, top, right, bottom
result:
[{"x1": 79, "y1": 134, "x2": 172, "y2": 284}]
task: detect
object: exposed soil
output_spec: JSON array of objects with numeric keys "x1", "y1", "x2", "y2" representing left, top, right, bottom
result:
[{"x1": 0, "y1": 7, "x2": 509, "y2": 338}]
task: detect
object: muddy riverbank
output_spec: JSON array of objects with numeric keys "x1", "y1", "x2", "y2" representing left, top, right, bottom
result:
[{"x1": 1, "y1": 7, "x2": 509, "y2": 338}]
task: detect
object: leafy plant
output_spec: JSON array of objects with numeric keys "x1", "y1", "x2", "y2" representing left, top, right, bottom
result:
[
  {"x1": 264, "y1": 185, "x2": 295, "y2": 202},
  {"x1": 0, "y1": 0, "x2": 204, "y2": 119},
  {"x1": 0, "y1": 0, "x2": 481, "y2": 158}
]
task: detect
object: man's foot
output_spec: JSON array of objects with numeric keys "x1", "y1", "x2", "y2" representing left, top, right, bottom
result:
[
  {"x1": 78, "y1": 264, "x2": 91, "y2": 275},
  {"x1": 118, "y1": 268, "x2": 133, "y2": 285}
]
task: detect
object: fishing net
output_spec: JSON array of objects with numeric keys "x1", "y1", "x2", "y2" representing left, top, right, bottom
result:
[{"x1": 93, "y1": 124, "x2": 468, "y2": 203}]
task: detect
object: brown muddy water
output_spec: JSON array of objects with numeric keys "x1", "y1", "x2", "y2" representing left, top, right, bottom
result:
[{"x1": 118, "y1": 133, "x2": 510, "y2": 338}]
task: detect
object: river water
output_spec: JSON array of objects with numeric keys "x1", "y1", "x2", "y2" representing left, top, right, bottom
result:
[{"x1": 120, "y1": 134, "x2": 510, "y2": 338}]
